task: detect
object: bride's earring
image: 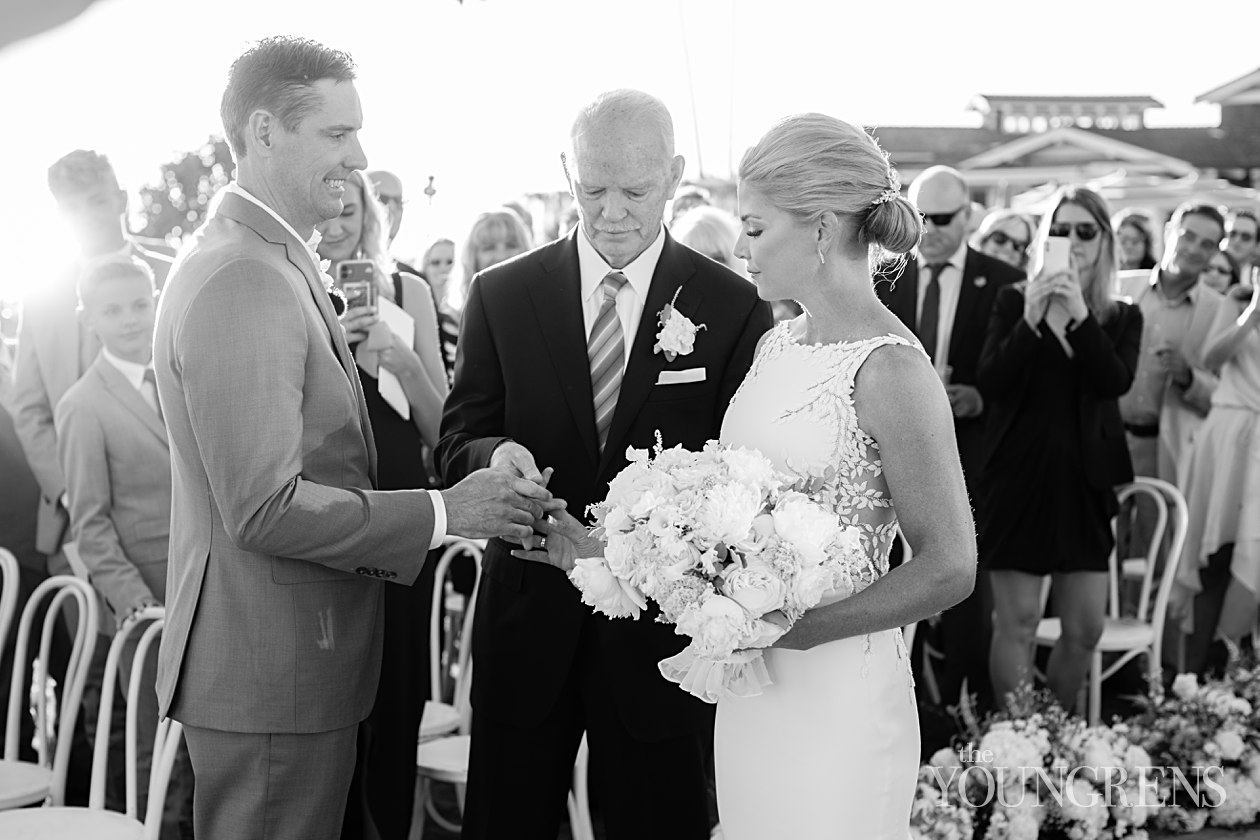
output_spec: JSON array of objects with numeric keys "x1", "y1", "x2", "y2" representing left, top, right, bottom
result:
[{"x1": 817, "y1": 248, "x2": 826, "y2": 266}]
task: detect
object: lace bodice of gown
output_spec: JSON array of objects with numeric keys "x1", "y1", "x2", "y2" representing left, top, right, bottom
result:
[{"x1": 720, "y1": 320, "x2": 922, "y2": 597}]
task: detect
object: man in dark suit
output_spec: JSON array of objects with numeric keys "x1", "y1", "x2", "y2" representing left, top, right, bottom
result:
[
  {"x1": 877, "y1": 165, "x2": 1023, "y2": 713},
  {"x1": 436, "y1": 89, "x2": 773, "y2": 840}
]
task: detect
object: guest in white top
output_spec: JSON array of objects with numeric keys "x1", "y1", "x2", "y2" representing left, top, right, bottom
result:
[
  {"x1": 55, "y1": 254, "x2": 192, "y2": 838},
  {"x1": 1175, "y1": 280, "x2": 1260, "y2": 667}
]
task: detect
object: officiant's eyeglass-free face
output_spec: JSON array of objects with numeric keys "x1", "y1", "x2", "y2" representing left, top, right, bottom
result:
[
  {"x1": 263, "y1": 78, "x2": 368, "y2": 230},
  {"x1": 734, "y1": 184, "x2": 819, "y2": 303},
  {"x1": 562, "y1": 126, "x2": 684, "y2": 270}
]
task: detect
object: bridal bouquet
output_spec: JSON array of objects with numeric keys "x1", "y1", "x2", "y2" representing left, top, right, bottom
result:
[{"x1": 567, "y1": 435, "x2": 865, "y2": 703}]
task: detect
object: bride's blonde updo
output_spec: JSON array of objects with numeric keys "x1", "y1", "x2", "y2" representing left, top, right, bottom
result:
[{"x1": 738, "y1": 113, "x2": 922, "y2": 257}]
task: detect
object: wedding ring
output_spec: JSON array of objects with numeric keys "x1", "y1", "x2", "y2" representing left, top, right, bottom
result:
[{"x1": 539, "y1": 536, "x2": 548, "y2": 550}]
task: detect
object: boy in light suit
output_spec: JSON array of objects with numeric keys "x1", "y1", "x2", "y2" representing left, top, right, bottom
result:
[{"x1": 56, "y1": 255, "x2": 191, "y2": 838}]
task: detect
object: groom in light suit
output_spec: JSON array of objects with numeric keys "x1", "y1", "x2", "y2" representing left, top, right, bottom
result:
[
  {"x1": 437, "y1": 89, "x2": 773, "y2": 839},
  {"x1": 154, "y1": 37, "x2": 559, "y2": 840}
]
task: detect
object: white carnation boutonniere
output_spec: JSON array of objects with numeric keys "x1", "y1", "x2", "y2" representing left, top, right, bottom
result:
[{"x1": 654, "y1": 287, "x2": 706, "y2": 362}]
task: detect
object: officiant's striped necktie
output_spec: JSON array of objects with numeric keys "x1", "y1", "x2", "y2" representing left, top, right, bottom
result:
[{"x1": 589, "y1": 271, "x2": 628, "y2": 453}]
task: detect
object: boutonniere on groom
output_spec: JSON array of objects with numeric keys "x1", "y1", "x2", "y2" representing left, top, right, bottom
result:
[
  {"x1": 654, "y1": 287, "x2": 706, "y2": 362},
  {"x1": 320, "y1": 258, "x2": 347, "y2": 315}
]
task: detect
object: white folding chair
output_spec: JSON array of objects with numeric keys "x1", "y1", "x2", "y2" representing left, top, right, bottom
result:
[
  {"x1": 0, "y1": 607, "x2": 184, "y2": 839},
  {"x1": 0, "y1": 574, "x2": 97, "y2": 809},
  {"x1": 0, "y1": 549, "x2": 18, "y2": 670},
  {"x1": 408, "y1": 546, "x2": 594, "y2": 840},
  {"x1": 1035, "y1": 478, "x2": 1189, "y2": 724},
  {"x1": 417, "y1": 539, "x2": 483, "y2": 743}
]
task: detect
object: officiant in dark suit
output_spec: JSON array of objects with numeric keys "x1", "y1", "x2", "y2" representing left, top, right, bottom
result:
[
  {"x1": 877, "y1": 165, "x2": 1022, "y2": 713},
  {"x1": 436, "y1": 89, "x2": 773, "y2": 840}
]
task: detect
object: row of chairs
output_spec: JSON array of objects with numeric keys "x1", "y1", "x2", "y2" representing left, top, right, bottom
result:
[{"x1": 0, "y1": 554, "x2": 178, "y2": 839}]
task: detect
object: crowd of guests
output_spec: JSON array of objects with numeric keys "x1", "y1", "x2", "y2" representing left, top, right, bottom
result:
[{"x1": 0, "y1": 137, "x2": 1259, "y2": 838}]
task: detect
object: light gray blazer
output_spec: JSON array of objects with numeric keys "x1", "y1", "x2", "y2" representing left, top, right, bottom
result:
[
  {"x1": 153, "y1": 189, "x2": 435, "y2": 734},
  {"x1": 11, "y1": 244, "x2": 171, "y2": 554},
  {"x1": 56, "y1": 354, "x2": 171, "y2": 620}
]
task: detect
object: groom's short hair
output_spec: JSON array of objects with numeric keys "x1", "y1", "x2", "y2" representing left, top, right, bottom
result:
[{"x1": 221, "y1": 36, "x2": 356, "y2": 160}]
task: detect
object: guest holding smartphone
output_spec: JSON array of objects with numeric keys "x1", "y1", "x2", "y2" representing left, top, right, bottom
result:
[
  {"x1": 316, "y1": 169, "x2": 449, "y2": 840},
  {"x1": 978, "y1": 186, "x2": 1142, "y2": 711}
]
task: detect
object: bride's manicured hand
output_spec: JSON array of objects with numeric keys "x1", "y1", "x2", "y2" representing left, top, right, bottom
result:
[{"x1": 509, "y1": 508, "x2": 604, "y2": 572}]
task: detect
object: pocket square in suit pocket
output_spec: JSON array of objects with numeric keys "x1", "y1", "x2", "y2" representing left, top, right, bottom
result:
[{"x1": 656, "y1": 368, "x2": 706, "y2": 385}]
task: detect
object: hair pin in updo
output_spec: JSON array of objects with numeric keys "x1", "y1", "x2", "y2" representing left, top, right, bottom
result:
[{"x1": 872, "y1": 188, "x2": 899, "y2": 206}]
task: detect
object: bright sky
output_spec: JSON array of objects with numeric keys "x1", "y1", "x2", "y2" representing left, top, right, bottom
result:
[{"x1": 3, "y1": 0, "x2": 1256, "y2": 300}]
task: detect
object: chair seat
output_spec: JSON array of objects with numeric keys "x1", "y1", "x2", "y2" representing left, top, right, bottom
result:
[
  {"x1": 419, "y1": 702, "x2": 461, "y2": 741},
  {"x1": 1036, "y1": 617, "x2": 1156, "y2": 652},
  {"x1": 417, "y1": 734, "x2": 470, "y2": 784},
  {"x1": 0, "y1": 805, "x2": 143, "y2": 839},
  {"x1": 0, "y1": 760, "x2": 52, "y2": 810}
]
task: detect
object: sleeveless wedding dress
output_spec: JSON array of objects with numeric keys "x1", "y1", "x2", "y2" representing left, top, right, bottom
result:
[{"x1": 714, "y1": 320, "x2": 920, "y2": 839}]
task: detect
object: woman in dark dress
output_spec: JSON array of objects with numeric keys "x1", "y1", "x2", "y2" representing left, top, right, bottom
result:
[
  {"x1": 317, "y1": 170, "x2": 449, "y2": 840},
  {"x1": 978, "y1": 186, "x2": 1142, "y2": 712}
]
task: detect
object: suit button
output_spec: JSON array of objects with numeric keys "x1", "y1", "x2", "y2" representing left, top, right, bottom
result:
[{"x1": 354, "y1": 567, "x2": 369, "y2": 575}]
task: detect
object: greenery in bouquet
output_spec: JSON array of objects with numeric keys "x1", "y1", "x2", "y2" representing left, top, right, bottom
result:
[{"x1": 1128, "y1": 671, "x2": 1260, "y2": 831}]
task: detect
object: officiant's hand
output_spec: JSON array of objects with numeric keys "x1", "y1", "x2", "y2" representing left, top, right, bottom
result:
[
  {"x1": 340, "y1": 304, "x2": 379, "y2": 344},
  {"x1": 510, "y1": 509, "x2": 604, "y2": 572},
  {"x1": 489, "y1": 440, "x2": 546, "y2": 485},
  {"x1": 442, "y1": 468, "x2": 566, "y2": 542}
]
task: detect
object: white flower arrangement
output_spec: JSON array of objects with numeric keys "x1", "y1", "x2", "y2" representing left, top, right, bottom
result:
[{"x1": 568, "y1": 434, "x2": 864, "y2": 702}]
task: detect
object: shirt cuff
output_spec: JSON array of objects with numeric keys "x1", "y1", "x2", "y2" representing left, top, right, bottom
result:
[{"x1": 427, "y1": 489, "x2": 447, "y2": 550}]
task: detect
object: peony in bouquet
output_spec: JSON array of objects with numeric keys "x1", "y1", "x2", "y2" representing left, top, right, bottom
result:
[{"x1": 567, "y1": 435, "x2": 864, "y2": 703}]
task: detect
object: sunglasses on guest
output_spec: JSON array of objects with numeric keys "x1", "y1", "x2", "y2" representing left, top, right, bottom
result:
[
  {"x1": 1048, "y1": 222, "x2": 1101, "y2": 242},
  {"x1": 986, "y1": 230, "x2": 1029, "y2": 252},
  {"x1": 920, "y1": 207, "x2": 966, "y2": 227}
]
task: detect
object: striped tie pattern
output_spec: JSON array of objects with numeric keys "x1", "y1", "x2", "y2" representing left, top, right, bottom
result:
[{"x1": 588, "y1": 271, "x2": 628, "y2": 452}]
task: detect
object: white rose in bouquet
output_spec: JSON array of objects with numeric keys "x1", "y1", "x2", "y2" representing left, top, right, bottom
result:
[
  {"x1": 722, "y1": 561, "x2": 787, "y2": 617},
  {"x1": 771, "y1": 491, "x2": 842, "y2": 566},
  {"x1": 791, "y1": 565, "x2": 834, "y2": 610},
  {"x1": 677, "y1": 594, "x2": 749, "y2": 657},
  {"x1": 718, "y1": 446, "x2": 780, "y2": 491},
  {"x1": 698, "y1": 481, "x2": 765, "y2": 547},
  {"x1": 569, "y1": 557, "x2": 647, "y2": 619}
]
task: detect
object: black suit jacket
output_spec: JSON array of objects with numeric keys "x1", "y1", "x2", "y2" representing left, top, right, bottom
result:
[
  {"x1": 977, "y1": 284, "x2": 1141, "y2": 492},
  {"x1": 876, "y1": 248, "x2": 1023, "y2": 486},
  {"x1": 436, "y1": 229, "x2": 773, "y2": 738}
]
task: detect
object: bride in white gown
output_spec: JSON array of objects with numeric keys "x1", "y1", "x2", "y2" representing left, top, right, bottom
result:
[
  {"x1": 528, "y1": 113, "x2": 976, "y2": 839},
  {"x1": 708, "y1": 113, "x2": 976, "y2": 839}
]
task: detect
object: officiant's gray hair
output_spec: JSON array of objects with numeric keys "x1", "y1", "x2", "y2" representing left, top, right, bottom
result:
[
  {"x1": 221, "y1": 36, "x2": 356, "y2": 159},
  {"x1": 568, "y1": 89, "x2": 675, "y2": 163}
]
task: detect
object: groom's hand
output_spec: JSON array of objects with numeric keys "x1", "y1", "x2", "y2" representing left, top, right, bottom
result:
[
  {"x1": 442, "y1": 468, "x2": 566, "y2": 542},
  {"x1": 489, "y1": 440, "x2": 545, "y2": 485}
]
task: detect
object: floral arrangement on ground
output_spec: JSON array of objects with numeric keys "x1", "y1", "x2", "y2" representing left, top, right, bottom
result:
[{"x1": 910, "y1": 667, "x2": 1260, "y2": 840}]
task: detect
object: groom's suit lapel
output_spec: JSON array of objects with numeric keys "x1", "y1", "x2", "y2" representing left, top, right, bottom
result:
[
  {"x1": 216, "y1": 192, "x2": 378, "y2": 482},
  {"x1": 530, "y1": 232, "x2": 600, "y2": 469},
  {"x1": 600, "y1": 232, "x2": 700, "y2": 476}
]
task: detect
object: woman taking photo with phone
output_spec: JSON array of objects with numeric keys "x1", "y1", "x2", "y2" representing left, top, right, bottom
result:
[
  {"x1": 977, "y1": 186, "x2": 1142, "y2": 712},
  {"x1": 316, "y1": 169, "x2": 449, "y2": 840},
  {"x1": 1175, "y1": 279, "x2": 1260, "y2": 668}
]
